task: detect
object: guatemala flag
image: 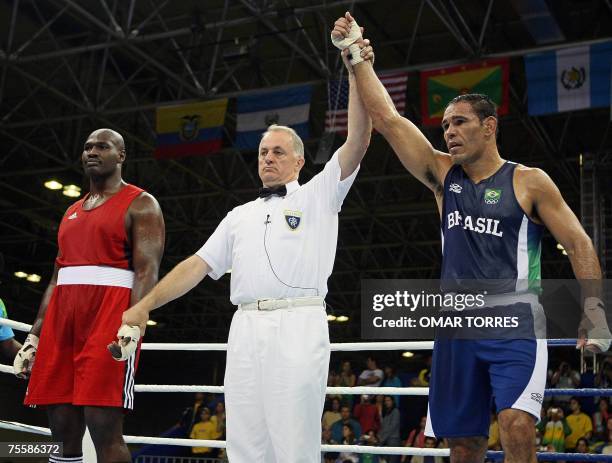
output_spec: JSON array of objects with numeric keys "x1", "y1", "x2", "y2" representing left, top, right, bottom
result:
[
  {"x1": 525, "y1": 41, "x2": 612, "y2": 116},
  {"x1": 234, "y1": 85, "x2": 312, "y2": 150}
]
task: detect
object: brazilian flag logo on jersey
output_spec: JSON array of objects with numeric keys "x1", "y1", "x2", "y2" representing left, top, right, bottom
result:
[{"x1": 484, "y1": 188, "x2": 502, "y2": 205}]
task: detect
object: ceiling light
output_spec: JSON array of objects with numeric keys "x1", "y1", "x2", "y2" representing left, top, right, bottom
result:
[
  {"x1": 146, "y1": 320, "x2": 157, "y2": 326},
  {"x1": 44, "y1": 180, "x2": 63, "y2": 190},
  {"x1": 14, "y1": 271, "x2": 28, "y2": 278},
  {"x1": 62, "y1": 184, "x2": 81, "y2": 198},
  {"x1": 556, "y1": 243, "x2": 564, "y2": 250},
  {"x1": 562, "y1": 250, "x2": 568, "y2": 256},
  {"x1": 26, "y1": 274, "x2": 42, "y2": 283},
  {"x1": 336, "y1": 315, "x2": 349, "y2": 322},
  {"x1": 327, "y1": 314, "x2": 337, "y2": 322},
  {"x1": 402, "y1": 351, "x2": 414, "y2": 358}
]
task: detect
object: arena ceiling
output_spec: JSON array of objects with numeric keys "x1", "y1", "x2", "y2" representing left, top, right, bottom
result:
[{"x1": 1, "y1": 0, "x2": 611, "y2": 341}]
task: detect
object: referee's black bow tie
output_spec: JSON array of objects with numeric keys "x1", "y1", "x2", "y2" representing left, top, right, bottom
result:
[{"x1": 259, "y1": 185, "x2": 287, "y2": 199}]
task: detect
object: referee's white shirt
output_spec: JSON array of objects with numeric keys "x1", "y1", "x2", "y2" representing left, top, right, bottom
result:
[{"x1": 196, "y1": 150, "x2": 358, "y2": 305}]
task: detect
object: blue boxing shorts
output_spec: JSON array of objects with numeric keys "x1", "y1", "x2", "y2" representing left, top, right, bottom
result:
[{"x1": 425, "y1": 338, "x2": 547, "y2": 438}]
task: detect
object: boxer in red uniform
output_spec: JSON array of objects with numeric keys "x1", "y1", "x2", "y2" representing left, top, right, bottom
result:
[{"x1": 13, "y1": 129, "x2": 165, "y2": 463}]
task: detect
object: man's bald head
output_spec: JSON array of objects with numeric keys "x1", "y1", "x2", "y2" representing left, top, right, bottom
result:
[{"x1": 88, "y1": 128, "x2": 125, "y2": 152}]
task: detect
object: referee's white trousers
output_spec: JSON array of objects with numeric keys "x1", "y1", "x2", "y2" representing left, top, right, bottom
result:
[{"x1": 224, "y1": 305, "x2": 330, "y2": 463}]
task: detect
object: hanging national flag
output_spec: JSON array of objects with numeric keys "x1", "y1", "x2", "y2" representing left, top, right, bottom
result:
[
  {"x1": 525, "y1": 41, "x2": 612, "y2": 116},
  {"x1": 420, "y1": 58, "x2": 510, "y2": 126},
  {"x1": 154, "y1": 99, "x2": 228, "y2": 159},
  {"x1": 234, "y1": 85, "x2": 312, "y2": 150},
  {"x1": 325, "y1": 71, "x2": 407, "y2": 134}
]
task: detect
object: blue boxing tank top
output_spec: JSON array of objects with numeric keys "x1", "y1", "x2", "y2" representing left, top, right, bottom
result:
[{"x1": 440, "y1": 161, "x2": 544, "y2": 294}]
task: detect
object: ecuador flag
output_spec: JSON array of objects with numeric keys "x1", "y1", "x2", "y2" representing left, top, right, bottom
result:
[
  {"x1": 155, "y1": 99, "x2": 228, "y2": 159},
  {"x1": 420, "y1": 58, "x2": 509, "y2": 126}
]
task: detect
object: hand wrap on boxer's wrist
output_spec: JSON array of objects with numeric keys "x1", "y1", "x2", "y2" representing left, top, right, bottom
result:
[
  {"x1": 331, "y1": 19, "x2": 364, "y2": 66},
  {"x1": 579, "y1": 297, "x2": 611, "y2": 352},
  {"x1": 110, "y1": 325, "x2": 141, "y2": 361},
  {"x1": 13, "y1": 333, "x2": 39, "y2": 377}
]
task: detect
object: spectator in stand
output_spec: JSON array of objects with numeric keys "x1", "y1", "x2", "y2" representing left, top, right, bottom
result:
[
  {"x1": 410, "y1": 437, "x2": 444, "y2": 463},
  {"x1": 0, "y1": 299, "x2": 22, "y2": 360},
  {"x1": 323, "y1": 398, "x2": 343, "y2": 430},
  {"x1": 359, "y1": 430, "x2": 380, "y2": 463},
  {"x1": 190, "y1": 407, "x2": 222, "y2": 457},
  {"x1": 322, "y1": 426, "x2": 339, "y2": 463},
  {"x1": 354, "y1": 395, "x2": 380, "y2": 437},
  {"x1": 411, "y1": 355, "x2": 431, "y2": 387},
  {"x1": 550, "y1": 361, "x2": 581, "y2": 406},
  {"x1": 328, "y1": 368, "x2": 340, "y2": 391},
  {"x1": 357, "y1": 357, "x2": 384, "y2": 387},
  {"x1": 382, "y1": 365, "x2": 402, "y2": 407},
  {"x1": 338, "y1": 360, "x2": 357, "y2": 408},
  {"x1": 335, "y1": 424, "x2": 359, "y2": 463},
  {"x1": 375, "y1": 394, "x2": 384, "y2": 417},
  {"x1": 331, "y1": 405, "x2": 362, "y2": 444},
  {"x1": 488, "y1": 412, "x2": 501, "y2": 451},
  {"x1": 539, "y1": 406, "x2": 571, "y2": 453},
  {"x1": 378, "y1": 396, "x2": 401, "y2": 463},
  {"x1": 593, "y1": 398, "x2": 611, "y2": 440},
  {"x1": 565, "y1": 397, "x2": 593, "y2": 451},
  {"x1": 211, "y1": 401, "x2": 226, "y2": 437},
  {"x1": 179, "y1": 392, "x2": 207, "y2": 434},
  {"x1": 596, "y1": 359, "x2": 612, "y2": 389},
  {"x1": 564, "y1": 437, "x2": 591, "y2": 463},
  {"x1": 594, "y1": 417, "x2": 612, "y2": 454},
  {"x1": 405, "y1": 416, "x2": 427, "y2": 449}
]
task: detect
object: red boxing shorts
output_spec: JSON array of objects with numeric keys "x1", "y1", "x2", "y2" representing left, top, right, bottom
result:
[{"x1": 25, "y1": 266, "x2": 140, "y2": 409}]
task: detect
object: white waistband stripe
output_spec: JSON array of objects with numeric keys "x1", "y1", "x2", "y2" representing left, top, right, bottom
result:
[{"x1": 57, "y1": 266, "x2": 134, "y2": 289}]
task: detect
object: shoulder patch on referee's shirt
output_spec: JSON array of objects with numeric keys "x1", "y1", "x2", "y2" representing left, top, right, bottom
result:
[{"x1": 284, "y1": 210, "x2": 302, "y2": 231}]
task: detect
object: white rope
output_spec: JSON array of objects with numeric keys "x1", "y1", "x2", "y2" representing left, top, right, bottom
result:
[
  {"x1": 0, "y1": 318, "x2": 31, "y2": 332},
  {"x1": 0, "y1": 364, "x2": 12, "y2": 374},
  {"x1": 0, "y1": 420, "x2": 452, "y2": 455},
  {"x1": 0, "y1": 365, "x2": 427, "y2": 394},
  {"x1": 142, "y1": 341, "x2": 436, "y2": 351},
  {"x1": 131, "y1": 385, "x2": 428, "y2": 395},
  {"x1": 143, "y1": 343, "x2": 228, "y2": 351},
  {"x1": 135, "y1": 385, "x2": 224, "y2": 393}
]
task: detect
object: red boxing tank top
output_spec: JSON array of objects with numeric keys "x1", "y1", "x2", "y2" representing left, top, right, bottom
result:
[{"x1": 56, "y1": 184, "x2": 144, "y2": 270}]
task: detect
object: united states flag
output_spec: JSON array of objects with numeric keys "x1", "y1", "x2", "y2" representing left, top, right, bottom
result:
[{"x1": 325, "y1": 71, "x2": 408, "y2": 134}]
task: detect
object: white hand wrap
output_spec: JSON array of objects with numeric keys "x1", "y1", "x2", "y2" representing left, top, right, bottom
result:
[
  {"x1": 111, "y1": 325, "x2": 141, "y2": 361},
  {"x1": 13, "y1": 333, "x2": 39, "y2": 377},
  {"x1": 331, "y1": 19, "x2": 364, "y2": 66},
  {"x1": 580, "y1": 297, "x2": 611, "y2": 352}
]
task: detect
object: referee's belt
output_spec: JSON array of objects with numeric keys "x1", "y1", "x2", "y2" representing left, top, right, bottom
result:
[{"x1": 238, "y1": 296, "x2": 325, "y2": 311}]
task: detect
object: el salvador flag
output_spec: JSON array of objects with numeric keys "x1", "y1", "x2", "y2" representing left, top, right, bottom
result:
[
  {"x1": 234, "y1": 85, "x2": 312, "y2": 150},
  {"x1": 525, "y1": 41, "x2": 612, "y2": 116}
]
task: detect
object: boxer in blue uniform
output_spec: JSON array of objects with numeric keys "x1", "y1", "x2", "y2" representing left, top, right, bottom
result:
[{"x1": 331, "y1": 14, "x2": 610, "y2": 463}]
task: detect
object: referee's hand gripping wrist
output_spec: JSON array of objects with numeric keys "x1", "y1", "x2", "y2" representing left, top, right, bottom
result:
[
  {"x1": 331, "y1": 12, "x2": 365, "y2": 66},
  {"x1": 108, "y1": 306, "x2": 147, "y2": 361}
]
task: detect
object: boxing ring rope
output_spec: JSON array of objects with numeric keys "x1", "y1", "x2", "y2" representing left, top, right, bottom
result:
[{"x1": 1, "y1": 317, "x2": 611, "y2": 461}]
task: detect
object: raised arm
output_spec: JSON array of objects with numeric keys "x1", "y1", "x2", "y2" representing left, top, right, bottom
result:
[
  {"x1": 337, "y1": 48, "x2": 372, "y2": 180},
  {"x1": 332, "y1": 12, "x2": 451, "y2": 195}
]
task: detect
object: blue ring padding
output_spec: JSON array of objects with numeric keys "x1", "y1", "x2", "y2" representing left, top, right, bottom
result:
[{"x1": 487, "y1": 451, "x2": 612, "y2": 461}]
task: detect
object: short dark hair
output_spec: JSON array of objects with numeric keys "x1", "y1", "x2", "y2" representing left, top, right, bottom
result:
[{"x1": 447, "y1": 93, "x2": 498, "y2": 123}]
